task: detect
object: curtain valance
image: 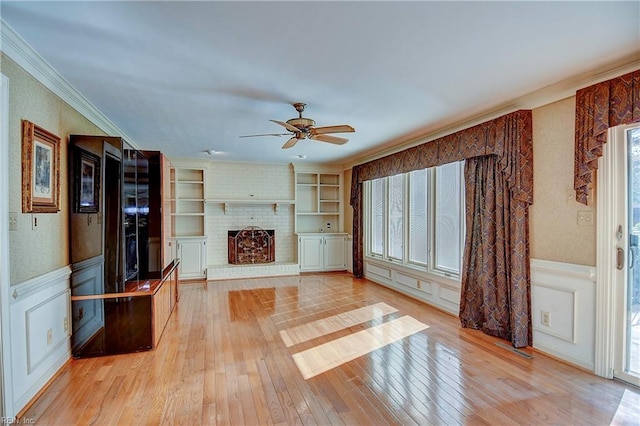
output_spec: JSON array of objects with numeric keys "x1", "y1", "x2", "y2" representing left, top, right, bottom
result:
[
  {"x1": 574, "y1": 69, "x2": 640, "y2": 204},
  {"x1": 350, "y1": 109, "x2": 533, "y2": 209}
]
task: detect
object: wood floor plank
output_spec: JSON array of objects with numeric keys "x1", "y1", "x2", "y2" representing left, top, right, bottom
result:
[{"x1": 19, "y1": 273, "x2": 640, "y2": 425}]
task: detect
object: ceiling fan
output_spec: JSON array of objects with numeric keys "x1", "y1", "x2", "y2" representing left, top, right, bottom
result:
[{"x1": 240, "y1": 103, "x2": 355, "y2": 149}]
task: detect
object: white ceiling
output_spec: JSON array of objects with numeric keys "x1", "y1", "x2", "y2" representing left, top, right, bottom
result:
[{"x1": 1, "y1": 1, "x2": 639, "y2": 165}]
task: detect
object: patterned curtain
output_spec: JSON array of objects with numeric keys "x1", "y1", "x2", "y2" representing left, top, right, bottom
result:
[
  {"x1": 574, "y1": 69, "x2": 640, "y2": 204},
  {"x1": 460, "y1": 155, "x2": 531, "y2": 347},
  {"x1": 350, "y1": 109, "x2": 533, "y2": 347}
]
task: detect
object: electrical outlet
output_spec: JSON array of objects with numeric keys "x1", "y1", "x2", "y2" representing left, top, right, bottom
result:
[
  {"x1": 64, "y1": 316, "x2": 69, "y2": 332},
  {"x1": 541, "y1": 311, "x2": 550, "y2": 327},
  {"x1": 9, "y1": 212, "x2": 17, "y2": 231},
  {"x1": 47, "y1": 329, "x2": 53, "y2": 345}
]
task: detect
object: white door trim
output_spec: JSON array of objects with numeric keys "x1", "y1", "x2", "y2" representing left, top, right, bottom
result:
[
  {"x1": 0, "y1": 72, "x2": 14, "y2": 416},
  {"x1": 595, "y1": 123, "x2": 638, "y2": 380}
]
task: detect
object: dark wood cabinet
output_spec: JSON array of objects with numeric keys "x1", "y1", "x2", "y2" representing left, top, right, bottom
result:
[{"x1": 69, "y1": 136, "x2": 177, "y2": 357}]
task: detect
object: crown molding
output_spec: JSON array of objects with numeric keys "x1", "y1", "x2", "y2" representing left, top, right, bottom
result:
[
  {"x1": 341, "y1": 54, "x2": 640, "y2": 171},
  {"x1": 0, "y1": 19, "x2": 138, "y2": 148}
]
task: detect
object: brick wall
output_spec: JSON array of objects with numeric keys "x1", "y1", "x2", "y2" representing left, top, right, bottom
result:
[
  {"x1": 207, "y1": 162, "x2": 294, "y2": 200},
  {"x1": 206, "y1": 162, "x2": 296, "y2": 266}
]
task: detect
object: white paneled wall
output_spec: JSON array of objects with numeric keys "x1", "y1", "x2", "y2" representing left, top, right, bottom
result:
[
  {"x1": 9, "y1": 265, "x2": 71, "y2": 414},
  {"x1": 531, "y1": 259, "x2": 596, "y2": 370},
  {"x1": 364, "y1": 258, "x2": 461, "y2": 315}
]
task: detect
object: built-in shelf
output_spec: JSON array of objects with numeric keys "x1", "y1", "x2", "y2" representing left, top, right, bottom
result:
[
  {"x1": 295, "y1": 170, "x2": 343, "y2": 233},
  {"x1": 206, "y1": 199, "x2": 296, "y2": 214}
]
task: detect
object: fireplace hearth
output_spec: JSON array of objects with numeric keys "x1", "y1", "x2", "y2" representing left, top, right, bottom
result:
[{"x1": 228, "y1": 227, "x2": 275, "y2": 265}]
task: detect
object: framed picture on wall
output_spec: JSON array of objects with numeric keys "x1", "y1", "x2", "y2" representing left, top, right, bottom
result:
[
  {"x1": 21, "y1": 120, "x2": 61, "y2": 213},
  {"x1": 74, "y1": 147, "x2": 101, "y2": 213}
]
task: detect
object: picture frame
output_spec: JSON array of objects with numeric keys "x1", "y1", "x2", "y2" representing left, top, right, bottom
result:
[
  {"x1": 74, "y1": 147, "x2": 101, "y2": 213},
  {"x1": 22, "y1": 120, "x2": 61, "y2": 213}
]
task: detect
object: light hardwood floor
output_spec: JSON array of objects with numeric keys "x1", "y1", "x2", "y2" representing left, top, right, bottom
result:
[{"x1": 22, "y1": 273, "x2": 640, "y2": 425}]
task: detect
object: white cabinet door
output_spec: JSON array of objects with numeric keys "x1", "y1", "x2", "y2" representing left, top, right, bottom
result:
[
  {"x1": 324, "y1": 235, "x2": 347, "y2": 271},
  {"x1": 298, "y1": 234, "x2": 347, "y2": 272},
  {"x1": 299, "y1": 236, "x2": 324, "y2": 272},
  {"x1": 177, "y1": 238, "x2": 207, "y2": 279}
]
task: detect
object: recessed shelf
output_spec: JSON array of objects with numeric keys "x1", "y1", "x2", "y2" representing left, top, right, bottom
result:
[{"x1": 171, "y1": 167, "x2": 206, "y2": 237}]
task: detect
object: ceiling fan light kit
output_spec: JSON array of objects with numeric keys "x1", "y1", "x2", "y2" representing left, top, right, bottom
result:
[{"x1": 241, "y1": 103, "x2": 355, "y2": 149}]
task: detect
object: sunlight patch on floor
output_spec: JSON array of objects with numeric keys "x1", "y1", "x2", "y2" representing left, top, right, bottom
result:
[
  {"x1": 279, "y1": 302, "x2": 398, "y2": 347},
  {"x1": 610, "y1": 389, "x2": 640, "y2": 425},
  {"x1": 291, "y1": 315, "x2": 429, "y2": 379}
]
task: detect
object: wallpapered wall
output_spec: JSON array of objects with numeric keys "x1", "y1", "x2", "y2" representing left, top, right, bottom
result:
[
  {"x1": 344, "y1": 96, "x2": 597, "y2": 267},
  {"x1": 530, "y1": 97, "x2": 596, "y2": 266},
  {"x1": 3, "y1": 56, "x2": 105, "y2": 285}
]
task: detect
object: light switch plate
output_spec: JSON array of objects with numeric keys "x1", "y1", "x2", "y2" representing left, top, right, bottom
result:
[
  {"x1": 9, "y1": 212, "x2": 17, "y2": 231},
  {"x1": 577, "y1": 210, "x2": 594, "y2": 226}
]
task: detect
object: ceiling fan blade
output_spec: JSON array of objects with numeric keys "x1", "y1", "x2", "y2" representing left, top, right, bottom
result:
[
  {"x1": 310, "y1": 134, "x2": 349, "y2": 145},
  {"x1": 281, "y1": 136, "x2": 299, "y2": 149},
  {"x1": 270, "y1": 119, "x2": 302, "y2": 133},
  {"x1": 310, "y1": 125, "x2": 355, "y2": 135},
  {"x1": 239, "y1": 133, "x2": 290, "y2": 138}
]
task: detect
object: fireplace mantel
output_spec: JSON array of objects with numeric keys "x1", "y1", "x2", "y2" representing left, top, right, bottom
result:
[{"x1": 206, "y1": 199, "x2": 295, "y2": 214}]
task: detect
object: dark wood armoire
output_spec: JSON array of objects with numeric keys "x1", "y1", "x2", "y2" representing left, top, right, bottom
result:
[{"x1": 69, "y1": 135, "x2": 177, "y2": 357}]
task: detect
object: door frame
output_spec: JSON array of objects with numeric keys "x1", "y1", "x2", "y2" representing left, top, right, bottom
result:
[
  {"x1": 595, "y1": 123, "x2": 639, "y2": 384},
  {"x1": 0, "y1": 72, "x2": 14, "y2": 416}
]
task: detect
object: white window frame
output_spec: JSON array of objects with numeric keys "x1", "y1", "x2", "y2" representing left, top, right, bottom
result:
[
  {"x1": 363, "y1": 162, "x2": 465, "y2": 278},
  {"x1": 386, "y1": 173, "x2": 405, "y2": 262}
]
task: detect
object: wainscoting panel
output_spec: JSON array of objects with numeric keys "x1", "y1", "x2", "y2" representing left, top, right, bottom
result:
[
  {"x1": 10, "y1": 265, "x2": 72, "y2": 413},
  {"x1": 531, "y1": 259, "x2": 596, "y2": 371},
  {"x1": 364, "y1": 259, "x2": 460, "y2": 315}
]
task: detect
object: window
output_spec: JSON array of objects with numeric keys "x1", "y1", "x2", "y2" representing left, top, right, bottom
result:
[
  {"x1": 408, "y1": 169, "x2": 428, "y2": 265},
  {"x1": 434, "y1": 162, "x2": 462, "y2": 273},
  {"x1": 364, "y1": 162, "x2": 464, "y2": 276},
  {"x1": 388, "y1": 174, "x2": 404, "y2": 260},
  {"x1": 370, "y1": 178, "x2": 384, "y2": 256}
]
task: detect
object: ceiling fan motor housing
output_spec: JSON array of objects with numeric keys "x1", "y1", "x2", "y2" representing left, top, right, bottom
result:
[{"x1": 286, "y1": 117, "x2": 315, "y2": 131}]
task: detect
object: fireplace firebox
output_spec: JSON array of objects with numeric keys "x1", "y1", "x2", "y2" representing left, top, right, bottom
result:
[{"x1": 228, "y1": 227, "x2": 275, "y2": 264}]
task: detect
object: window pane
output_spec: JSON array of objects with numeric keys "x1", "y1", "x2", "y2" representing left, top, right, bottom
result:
[
  {"x1": 409, "y1": 169, "x2": 428, "y2": 265},
  {"x1": 435, "y1": 162, "x2": 462, "y2": 273},
  {"x1": 370, "y1": 179, "x2": 384, "y2": 256},
  {"x1": 388, "y1": 174, "x2": 404, "y2": 260}
]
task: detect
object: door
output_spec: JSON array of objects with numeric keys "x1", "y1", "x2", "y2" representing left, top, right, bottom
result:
[
  {"x1": 613, "y1": 124, "x2": 640, "y2": 386},
  {"x1": 299, "y1": 236, "x2": 323, "y2": 271},
  {"x1": 324, "y1": 235, "x2": 347, "y2": 271}
]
